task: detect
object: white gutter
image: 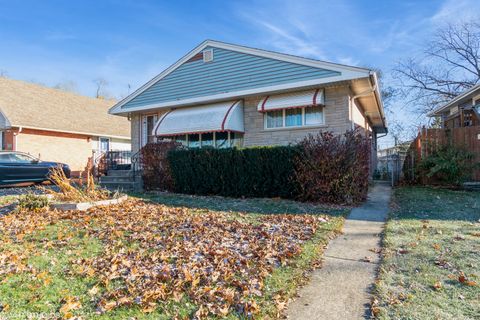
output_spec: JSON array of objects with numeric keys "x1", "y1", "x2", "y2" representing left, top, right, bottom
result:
[{"x1": 13, "y1": 126, "x2": 22, "y2": 151}]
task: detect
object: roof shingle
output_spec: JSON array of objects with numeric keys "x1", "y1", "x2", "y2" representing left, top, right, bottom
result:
[{"x1": 0, "y1": 77, "x2": 130, "y2": 139}]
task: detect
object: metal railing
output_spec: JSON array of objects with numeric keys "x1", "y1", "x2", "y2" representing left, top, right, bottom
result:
[
  {"x1": 130, "y1": 150, "x2": 142, "y2": 182},
  {"x1": 94, "y1": 150, "x2": 133, "y2": 176}
]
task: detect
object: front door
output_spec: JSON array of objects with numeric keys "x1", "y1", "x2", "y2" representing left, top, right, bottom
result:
[
  {"x1": 100, "y1": 137, "x2": 110, "y2": 153},
  {"x1": 142, "y1": 114, "x2": 158, "y2": 146}
]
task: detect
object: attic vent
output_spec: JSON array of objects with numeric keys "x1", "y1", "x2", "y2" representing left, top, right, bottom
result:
[{"x1": 203, "y1": 49, "x2": 214, "y2": 63}]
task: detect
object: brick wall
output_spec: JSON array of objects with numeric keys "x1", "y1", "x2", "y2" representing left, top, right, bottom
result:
[{"x1": 17, "y1": 129, "x2": 93, "y2": 171}]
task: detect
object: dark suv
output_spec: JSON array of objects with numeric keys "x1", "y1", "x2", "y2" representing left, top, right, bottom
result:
[{"x1": 0, "y1": 151, "x2": 71, "y2": 186}]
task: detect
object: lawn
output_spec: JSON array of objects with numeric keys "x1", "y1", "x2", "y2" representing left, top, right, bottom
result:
[
  {"x1": 0, "y1": 193, "x2": 347, "y2": 319},
  {"x1": 374, "y1": 187, "x2": 480, "y2": 320}
]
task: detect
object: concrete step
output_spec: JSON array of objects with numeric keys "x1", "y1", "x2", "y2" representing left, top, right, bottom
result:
[
  {"x1": 99, "y1": 180, "x2": 142, "y2": 192},
  {"x1": 100, "y1": 175, "x2": 134, "y2": 183},
  {"x1": 107, "y1": 169, "x2": 132, "y2": 176}
]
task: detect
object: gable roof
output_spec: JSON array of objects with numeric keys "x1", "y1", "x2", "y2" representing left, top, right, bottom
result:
[
  {"x1": 109, "y1": 40, "x2": 377, "y2": 115},
  {"x1": 428, "y1": 84, "x2": 480, "y2": 117},
  {"x1": 0, "y1": 77, "x2": 130, "y2": 139}
]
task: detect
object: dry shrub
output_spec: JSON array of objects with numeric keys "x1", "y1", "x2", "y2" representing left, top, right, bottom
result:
[
  {"x1": 46, "y1": 166, "x2": 111, "y2": 202},
  {"x1": 294, "y1": 129, "x2": 371, "y2": 204},
  {"x1": 140, "y1": 141, "x2": 182, "y2": 191}
]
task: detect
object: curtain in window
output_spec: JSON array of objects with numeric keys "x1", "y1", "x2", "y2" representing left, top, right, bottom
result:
[{"x1": 285, "y1": 108, "x2": 302, "y2": 127}]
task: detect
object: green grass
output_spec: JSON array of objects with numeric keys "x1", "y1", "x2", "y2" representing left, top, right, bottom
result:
[
  {"x1": 0, "y1": 194, "x2": 347, "y2": 319},
  {"x1": 374, "y1": 187, "x2": 480, "y2": 320}
]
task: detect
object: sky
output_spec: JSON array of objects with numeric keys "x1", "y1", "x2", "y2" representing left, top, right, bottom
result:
[{"x1": 1, "y1": 0, "x2": 480, "y2": 148}]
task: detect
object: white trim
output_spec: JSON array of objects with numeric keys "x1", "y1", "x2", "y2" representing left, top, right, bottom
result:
[
  {"x1": 111, "y1": 74, "x2": 366, "y2": 115},
  {"x1": 7, "y1": 124, "x2": 130, "y2": 140},
  {"x1": 109, "y1": 40, "x2": 372, "y2": 115}
]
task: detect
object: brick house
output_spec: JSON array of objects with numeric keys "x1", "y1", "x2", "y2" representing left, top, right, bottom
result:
[
  {"x1": 109, "y1": 40, "x2": 387, "y2": 168},
  {"x1": 0, "y1": 77, "x2": 131, "y2": 175}
]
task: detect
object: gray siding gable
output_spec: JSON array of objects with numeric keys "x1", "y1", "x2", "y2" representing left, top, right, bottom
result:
[{"x1": 122, "y1": 46, "x2": 341, "y2": 109}]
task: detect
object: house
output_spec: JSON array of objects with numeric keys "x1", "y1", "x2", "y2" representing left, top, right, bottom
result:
[
  {"x1": 429, "y1": 84, "x2": 480, "y2": 128},
  {"x1": 109, "y1": 40, "x2": 387, "y2": 167},
  {"x1": 0, "y1": 77, "x2": 131, "y2": 175}
]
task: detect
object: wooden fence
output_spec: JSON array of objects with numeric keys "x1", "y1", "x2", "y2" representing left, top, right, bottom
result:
[{"x1": 403, "y1": 126, "x2": 480, "y2": 182}]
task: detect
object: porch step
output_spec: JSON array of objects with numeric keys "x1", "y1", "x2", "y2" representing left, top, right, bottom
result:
[
  {"x1": 99, "y1": 170, "x2": 142, "y2": 191},
  {"x1": 100, "y1": 175, "x2": 134, "y2": 183},
  {"x1": 99, "y1": 180, "x2": 142, "y2": 192},
  {"x1": 107, "y1": 170, "x2": 132, "y2": 176}
]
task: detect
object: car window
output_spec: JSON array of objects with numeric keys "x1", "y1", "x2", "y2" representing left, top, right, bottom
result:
[
  {"x1": 12, "y1": 153, "x2": 36, "y2": 163},
  {"x1": 0, "y1": 153, "x2": 14, "y2": 162}
]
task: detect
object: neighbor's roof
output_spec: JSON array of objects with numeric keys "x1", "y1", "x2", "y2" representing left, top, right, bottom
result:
[
  {"x1": 428, "y1": 84, "x2": 480, "y2": 117},
  {"x1": 0, "y1": 77, "x2": 130, "y2": 139}
]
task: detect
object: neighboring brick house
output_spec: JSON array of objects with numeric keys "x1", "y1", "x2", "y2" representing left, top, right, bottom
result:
[
  {"x1": 0, "y1": 77, "x2": 131, "y2": 175},
  {"x1": 109, "y1": 40, "x2": 387, "y2": 169}
]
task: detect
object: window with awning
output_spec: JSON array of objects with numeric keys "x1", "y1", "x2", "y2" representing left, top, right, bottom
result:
[
  {"x1": 258, "y1": 89, "x2": 325, "y2": 129},
  {"x1": 153, "y1": 100, "x2": 244, "y2": 148}
]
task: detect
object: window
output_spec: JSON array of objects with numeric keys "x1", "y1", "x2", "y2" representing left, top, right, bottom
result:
[
  {"x1": 215, "y1": 132, "x2": 229, "y2": 148},
  {"x1": 201, "y1": 132, "x2": 214, "y2": 147},
  {"x1": 305, "y1": 106, "x2": 323, "y2": 125},
  {"x1": 266, "y1": 110, "x2": 283, "y2": 128},
  {"x1": 175, "y1": 135, "x2": 187, "y2": 146},
  {"x1": 160, "y1": 132, "x2": 243, "y2": 149},
  {"x1": 265, "y1": 106, "x2": 324, "y2": 129},
  {"x1": 13, "y1": 153, "x2": 36, "y2": 163},
  {"x1": 188, "y1": 134, "x2": 200, "y2": 148},
  {"x1": 285, "y1": 108, "x2": 302, "y2": 127},
  {"x1": 230, "y1": 132, "x2": 244, "y2": 148}
]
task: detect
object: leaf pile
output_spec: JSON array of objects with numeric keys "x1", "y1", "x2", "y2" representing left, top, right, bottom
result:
[{"x1": 0, "y1": 200, "x2": 327, "y2": 318}]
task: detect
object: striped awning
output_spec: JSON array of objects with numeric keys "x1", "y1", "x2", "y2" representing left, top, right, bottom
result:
[
  {"x1": 153, "y1": 100, "x2": 244, "y2": 136},
  {"x1": 257, "y1": 88, "x2": 324, "y2": 112}
]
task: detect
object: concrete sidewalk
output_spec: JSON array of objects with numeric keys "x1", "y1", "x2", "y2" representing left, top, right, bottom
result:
[{"x1": 286, "y1": 182, "x2": 391, "y2": 320}]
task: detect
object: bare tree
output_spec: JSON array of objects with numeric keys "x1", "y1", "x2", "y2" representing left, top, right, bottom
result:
[
  {"x1": 393, "y1": 21, "x2": 480, "y2": 115},
  {"x1": 54, "y1": 80, "x2": 78, "y2": 93},
  {"x1": 93, "y1": 77, "x2": 109, "y2": 99}
]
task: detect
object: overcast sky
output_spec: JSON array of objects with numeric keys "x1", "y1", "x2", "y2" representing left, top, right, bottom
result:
[{"x1": 1, "y1": 0, "x2": 480, "y2": 147}]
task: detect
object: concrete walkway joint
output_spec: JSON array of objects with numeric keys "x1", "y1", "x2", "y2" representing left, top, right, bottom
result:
[{"x1": 287, "y1": 181, "x2": 391, "y2": 320}]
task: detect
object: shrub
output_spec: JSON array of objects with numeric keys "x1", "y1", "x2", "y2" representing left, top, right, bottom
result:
[
  {"x1": 167, "y1": 146, "x2": 301, "y2": 198},
  {"x1": 418, "y1": 144, "x2": 477, "y2": 185},
  {"x1": 141, "y1": 130, "x2": 371, "y2": 204},
  {"x1": 294, "y1": 130, "x2": 371, "y2": 204},
  {"x1": 18, "y1": 193, "x2": 49, "y2": 210},
  {"x1": 140, "y1": 141, "x2": 181, "y2": 191}
]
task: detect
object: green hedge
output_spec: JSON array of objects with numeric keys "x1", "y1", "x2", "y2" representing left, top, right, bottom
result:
[{"x1": 167, "y1": 146, "x2": 301, "y2": 198}]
